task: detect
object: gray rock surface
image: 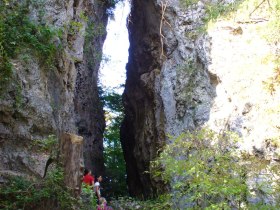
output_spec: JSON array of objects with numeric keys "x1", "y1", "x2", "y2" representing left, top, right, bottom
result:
[{"x1": 0, "y1": 0, "x2": 107, "y2": 179}]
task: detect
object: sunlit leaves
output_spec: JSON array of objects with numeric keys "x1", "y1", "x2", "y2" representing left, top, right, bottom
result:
[{"x1": 151, "y1": 129, "x2": 247, "y2": 209}]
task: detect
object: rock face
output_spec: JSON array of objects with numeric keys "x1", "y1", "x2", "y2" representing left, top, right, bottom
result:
[
  {"x1": 0, "y1": 0, "x2": 107, "y2": 179},
  {"x1": 74, "y1": 0, "x2": 107, "y2": 176},
  {"x1": 122, "y1": 0, "x2": 280, "y2": 197},
  {"x1": 121, "y1": 0, "x2": 166, "y2": 197}
]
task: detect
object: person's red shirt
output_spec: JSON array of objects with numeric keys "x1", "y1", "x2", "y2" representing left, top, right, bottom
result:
[{"x1": 83, "y1": 174, "x2": 94, "y2": 185}]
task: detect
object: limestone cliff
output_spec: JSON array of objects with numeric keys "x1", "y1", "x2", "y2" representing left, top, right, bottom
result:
[
  {"x1": 121, "y1": 0, "x2": 165, "y2": 197},
  {"x1": 122, "y1": 0, "x2": 280, "y2": 197},
  {"x1": 0, "y1": 0, "x2": 107, "y2": 179}
]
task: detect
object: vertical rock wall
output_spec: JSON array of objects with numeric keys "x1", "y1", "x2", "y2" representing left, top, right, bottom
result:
[
  {"x1": 74, "y1": 0, "x2": 107, "y2": 176},
  {"x1": 122, "y1": 0, "x2": 215, "y2": 197},
  {"x1": 0, "y1": 0, "x2": 107, "y2": 178},
  {"x1": 121, "y1": 0, "x2": 166, "y2": 197},
  {"x1": 122, "y1": 0, "x2": 280, "y2": 197}
]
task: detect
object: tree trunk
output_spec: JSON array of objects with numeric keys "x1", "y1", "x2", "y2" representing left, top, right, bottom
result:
[{"x1": 60, "y1": 133, "x2": 84, "y2": 197}]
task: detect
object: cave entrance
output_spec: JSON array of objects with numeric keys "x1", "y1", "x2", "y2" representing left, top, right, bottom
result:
[{"x1": 99, "y1": 0, "x2": 130, "y2": 198}]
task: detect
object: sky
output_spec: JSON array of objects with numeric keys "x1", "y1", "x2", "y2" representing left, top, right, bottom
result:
[{"x1": 99, "y1": 0, "x2": 130, "y2": 93}]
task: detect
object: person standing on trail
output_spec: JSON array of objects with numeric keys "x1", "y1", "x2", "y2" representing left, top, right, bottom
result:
[
  {"x1": 94, "y1": 175, "x2": 103, "y2": 202},
  {"x1": 83, "y1": 169, "x2": 95, "y2": 187}
]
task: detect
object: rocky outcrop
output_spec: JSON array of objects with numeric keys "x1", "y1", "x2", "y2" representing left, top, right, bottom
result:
[
  {"x1": 0, "y1": 0, "x2": 107, "y2": 179},
  {"x1": 121, "y1": 0, "x2": 166, "y2": 197},
  {"x1": 122, "y1": 0, "x2": 215, "y2": 197},
  {"x1": 122, "y1": 0, "x2": 280, "y2": 197},
  {"x1": 74, "y1": 0, "x2": 107, "y2": 175}
]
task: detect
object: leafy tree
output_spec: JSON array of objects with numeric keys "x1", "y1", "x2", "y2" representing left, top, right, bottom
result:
[{"x1": 100, "y1": 88, "x2": 127, "y2": 197}]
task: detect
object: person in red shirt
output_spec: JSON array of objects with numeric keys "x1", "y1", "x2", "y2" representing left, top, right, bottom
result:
[{"x1": 83, "y1": 168, "x2": 94, "y2": 186}]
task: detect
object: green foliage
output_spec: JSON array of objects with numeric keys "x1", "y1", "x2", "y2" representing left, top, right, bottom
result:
[
  {"x1": 80, "y1": 12, "x2": 89, "y2": 23},
  {"x1": 110, "y1": 195, "x2": 172, "y2": 210},
  {"x1": 0, "y1": 167, "x2": 78, "y2": 210},
  {"x1": 85, "y1": 22, "x2": 106, "y2": 44},
  {"x1": 151, "y1": 129, "x2": 248, "y2": 209},
  {"x1": 103, "y1": 91, "x2": 124, "y2": 113},
  {"x1": 100, "y1": 88, "x2": 127, "y2": 197},
  {"x1": 14, "y1": 81, "x2": 23, "y2": 108},
  {"x1": 80, "y1": 183, "x2": 98, "y2": 210},
  {"x1": 177, "y1": 59, "x2": 196, "y2": 75},
  {"x1": 180, "y1": 0, "x2": 241, "y2": 20},
  {"x1": 30, "y1": 134, "x2": 58, "y2": 153},
  {"x1": 0, "y1": 0, "x2": 60, "y2": 95},
  {"x1": 148, "y1": 129, "x2": 280, "y2": 208},
  {"x1": 180, "y1": 0, "x2": 199, "y2": 8},
  {"x1": 203, "y1": 0, "x2": 241, "y2": 23},
  {"x1": 241, "y1": 153, "x2": 280, "y2": 207},
  {"x1": 180, "y1": 0, "x2": 243, "y2": 37},
  {"x1": 68, "y1": 20, "x2": 84, "y2": 36}
]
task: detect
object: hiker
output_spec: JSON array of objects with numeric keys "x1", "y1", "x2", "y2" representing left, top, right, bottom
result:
[
  {"x1": 83, "y1": 168, "x2": 94, "y2": 187},
  {"x1": 97, "y1": 197, "x2": 113, "y2": 210},
  {"x1": 94, "y1": 175, "x2": 103, "y2": 202}
]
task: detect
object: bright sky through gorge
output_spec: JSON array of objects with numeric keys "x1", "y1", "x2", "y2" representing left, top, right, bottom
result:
[{"x1": 99, "y1": 0, "x2": 130, "y2": 93}]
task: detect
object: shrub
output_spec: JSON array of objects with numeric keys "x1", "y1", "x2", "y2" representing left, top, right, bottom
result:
[
  {"x1": 80, "y1": 184, "x2": 98, "y2": 210},
  {"x1": 0, "y1": 167, "x2": 78, "y2": 209},
  {"x1": 151, "y1": 129, "x2": 248, "y2": 209}
]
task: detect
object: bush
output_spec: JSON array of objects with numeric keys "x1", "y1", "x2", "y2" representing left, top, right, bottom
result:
[
  {"x1": 151, "y1": 129, "x2": 248, "y2": 209},
  {"x1": 0, "y1": 167, "x2": 77, "y2": 210},
  {"x1": 80, "y1": 184, "x2": 98, "y2": 210}
]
